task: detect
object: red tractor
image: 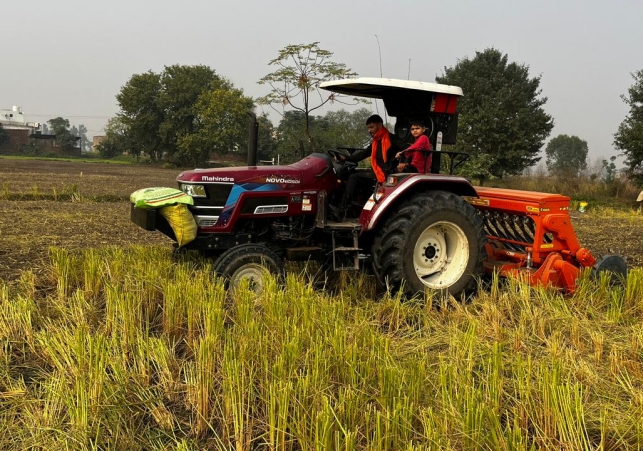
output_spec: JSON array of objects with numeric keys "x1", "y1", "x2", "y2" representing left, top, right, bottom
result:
[{"x1": 131, "y1": 78, "x2": 626, "y2": 298}]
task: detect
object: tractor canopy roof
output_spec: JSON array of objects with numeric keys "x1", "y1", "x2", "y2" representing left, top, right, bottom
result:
[
  {"x1": 319, "y1": 77, "x2": 463, "y2": 99},
  {"x1": 319, "y1": 77, "x2": 462, "y2": 119}
]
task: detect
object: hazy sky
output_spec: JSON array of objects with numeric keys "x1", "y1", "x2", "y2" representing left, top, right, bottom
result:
[{"x1": 2, "y1": 0, "x2": 642, "y2": 165}]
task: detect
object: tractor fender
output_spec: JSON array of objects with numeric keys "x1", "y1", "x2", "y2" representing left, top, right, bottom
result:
[{"x1": 360, "y1": 174, "x2": 478, "y2": 232}]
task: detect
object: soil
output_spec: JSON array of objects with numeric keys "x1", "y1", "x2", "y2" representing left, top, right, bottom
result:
[
  {"x1": 1, "y1": 158, "x2": 642, "y2": 283},
  {"x1": 0, "y1": 159, "x2": 177, "y2": 281}
]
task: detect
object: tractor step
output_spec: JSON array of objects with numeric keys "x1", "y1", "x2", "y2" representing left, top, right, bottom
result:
[
  {"x1": 326, "y1": 220, "x2": 362, "y2": 230},
  {"x1": 331, "y1": 229, "x2": 360, "y2": 271}
]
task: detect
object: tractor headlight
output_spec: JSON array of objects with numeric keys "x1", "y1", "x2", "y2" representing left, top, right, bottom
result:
[{"x1": 180, "y1": 183, "x2": 206, "y2": 198}]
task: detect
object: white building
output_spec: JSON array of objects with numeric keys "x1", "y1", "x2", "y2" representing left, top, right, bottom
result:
[
  {"x1": 0, "y1": 106, "x2": 26, "y2": 126},
  {"x1": 0, "y1": 106, "x2": 41, "y2": 132},
  {"x1": 0, "y1": 106, "x2": 46, "y2": 153}
]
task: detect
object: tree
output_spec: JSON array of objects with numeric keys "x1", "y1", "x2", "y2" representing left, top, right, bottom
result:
[
  {"x1": 258, "y1": 42, "x2": 358, "y2": 152},
  {"x1": 436, "y1": 48, "x2": 554, "y2": 185},
  {"x1": 274, "y1": 108, "x2": 373, "y2": 163},
  {"x1": 0, "y1": 124, "x2": 9, "y2": 147},
  {"x1": 96, "y1": 138, "x2": 123, "y2": 159},
  {"x1": 116, "y1": 71, "x2": 164, "y2": 161},
  {"x1": 116, "y1": 65, "x2": 253, "y2": 166},
  {"x1": 70, "y1": 125, "x2": 81, "y2": 151},
  {"x1": 69, "y1": 124, "x2": 89, "y2": 152},
  {"x1": 275, "y1": 111, "x2": 313, "y2": 162},
  {"x1": 96, "y1": 117, "x2": 130, "y2": 159},
  {"x1": 614, "y1": 70, "x2": 643, "y2": 187},
  {"x1": 176, "y1": 83, "x2": 254, "y2": 167},
  {"x1": 602, "y1": 156, "x2": 618, "y2": 183},
  {"x1": 157, "y1": 65, "x2": 221, "y2": 161},
  {"x1": 318, "y1": 108, "x2": 372, "y2": 150},
  {"x1": 48, "y1": 117, "x2": 77, "y2": 153},
  {"x1": 256, "y1": 113, "x2": 277, "y2": 162},
  {"x1": 545, "y1": 134, "x2": 588, "y2": 177},
  {"x1": 77, "y1": 124, "x2": 90, "y2": 152}
]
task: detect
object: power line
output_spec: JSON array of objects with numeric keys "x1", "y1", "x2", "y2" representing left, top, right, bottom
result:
[
  {"x1": 25, "y1": 114, "x2": 112, "y2": 119},
  {"x1": 91, "y1": 122, "x2": 108, "y2": 136}
]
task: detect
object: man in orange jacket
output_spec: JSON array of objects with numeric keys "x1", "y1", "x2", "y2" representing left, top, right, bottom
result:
[{"x1": 333, "y1": 114, "x2": 403, "y2": 220}]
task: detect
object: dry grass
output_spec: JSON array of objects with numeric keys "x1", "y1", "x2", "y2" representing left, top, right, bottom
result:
[
  {"x1": 2, "y1": 157, "x2": 643, "y2": 449},
  {"x1": 1, "y1": 247, "x2": 643, "y2": 449}
]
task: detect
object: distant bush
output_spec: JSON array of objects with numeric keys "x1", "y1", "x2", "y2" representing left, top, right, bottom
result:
[
  {"x1": 112, "y1": 154, "x2": 144, "y2": 164},
  {"x1": 496, "y1": 174, "x2": 639, "y2": 209}
]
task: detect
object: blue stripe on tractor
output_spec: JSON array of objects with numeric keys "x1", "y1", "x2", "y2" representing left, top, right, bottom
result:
[{"x1": 224, "y1": 183, "x2": 280, "y2": 207}]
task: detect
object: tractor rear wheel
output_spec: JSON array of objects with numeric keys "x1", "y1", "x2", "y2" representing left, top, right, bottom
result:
[
  {"x1": 373, "y1": 191, "x2": 486, "y2": 300},
  {"x1": 213, "y1": 243, "x2": 283, "y2": 292}
]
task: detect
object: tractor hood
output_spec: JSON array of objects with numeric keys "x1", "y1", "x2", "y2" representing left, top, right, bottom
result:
[{"x1": 177, "y1": 165, "x2": 304, "y2": 186}]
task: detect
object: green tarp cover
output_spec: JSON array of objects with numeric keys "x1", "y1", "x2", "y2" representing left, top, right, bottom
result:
[{"x1": 130, "y1": 187, "x2": 194, "y2": 209}]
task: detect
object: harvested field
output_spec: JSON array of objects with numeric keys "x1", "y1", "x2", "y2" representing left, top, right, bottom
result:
[
  {"x1": 570, "y1": 210, "x2": 643, "y2": 269},
  {"x1": 0, "y1": 158, "x2": 179, "y2": 198},
  {"x1": 3, "y1": 157, "x2": 643, "y2": 449},
  {"x1": 0, "y1": 159, "x2": 177, "y2": 281},
  {"x1": 1, "y1": 157, "x2": 642, "y2": 283}
]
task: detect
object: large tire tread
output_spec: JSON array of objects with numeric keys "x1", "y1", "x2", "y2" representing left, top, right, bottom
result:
[{"x1": 373, "y1": 190, "x2": 486, "y2": 299}]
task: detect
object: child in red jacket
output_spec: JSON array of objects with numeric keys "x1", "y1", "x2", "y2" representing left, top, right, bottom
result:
[{"x1": 395, "y1": 119, "x2": 432, "y2": 173}]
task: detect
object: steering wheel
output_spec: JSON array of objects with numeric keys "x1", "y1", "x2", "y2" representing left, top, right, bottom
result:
[
  {"x1": 327, "y1": 149, "x2": 356, "y2": 178},
  {"x1": 327, "y1": 148, "x2": 350, "y2": 161}
]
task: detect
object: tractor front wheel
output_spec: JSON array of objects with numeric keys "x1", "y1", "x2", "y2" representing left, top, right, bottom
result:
[
  {"x1": 213, "y1": 243, "x2": 283, "y2": 292},
  {"x1": 374, "y1": 191, "x2": 486, "y2": 300}
]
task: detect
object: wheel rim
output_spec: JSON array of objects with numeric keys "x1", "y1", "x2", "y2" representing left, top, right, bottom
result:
[
  {"x1": 412, "y1": 221, "x2": 469, "y2": 289},
  {"x1": 230, "y1": 263, "x2": 270, "y2": 292}
]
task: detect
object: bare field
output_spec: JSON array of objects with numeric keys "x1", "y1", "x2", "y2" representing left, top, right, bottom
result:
[
  {"x1": 0, "y1": 200, "x2": 172, "y2": 281},
  {"x1": 1, "y1": 158, "x2": 642, "y2": 282},
  {"x1": 0, "y1": 158, "x2": 179, "y2": 198},
  {"x1": 0, "y1": 159, "x2": 177, "y2": 281}
]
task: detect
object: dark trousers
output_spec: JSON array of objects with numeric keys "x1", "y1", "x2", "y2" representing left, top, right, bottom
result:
[{"x1": 341, "y1": 170, "x2": 376, "y2": 208}]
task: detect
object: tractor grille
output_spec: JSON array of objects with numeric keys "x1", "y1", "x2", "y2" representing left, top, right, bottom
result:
[
  {"x1": 477, "y1": 210, "x2": 548, "y2": 252},
  {"x1": 194, "y1": 215, "x2": 219, "y2": 227},
  {"x1": 254, "y1": 205, "x2": 288, "y2": 214}
]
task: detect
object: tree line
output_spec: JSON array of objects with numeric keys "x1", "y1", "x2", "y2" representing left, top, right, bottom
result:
[
  {"x1": 91, "y1": 42, "x2": 643, "y2": 188},
  {"x1": 47, "y1": 118, "x2": 91, "y2": 153}
]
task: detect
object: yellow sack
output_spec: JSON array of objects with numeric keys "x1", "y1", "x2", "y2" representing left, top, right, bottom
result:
[{"x1": 158, "y1": 204, "x2": 197, "y2": 247}]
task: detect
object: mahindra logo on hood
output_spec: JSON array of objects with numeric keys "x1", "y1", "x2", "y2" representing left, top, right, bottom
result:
[
  {"x1": 201, "y1": 176, "x2": 234, "y2": 182},
  {"x1": 265, "y1": 176, "x2": 300, "y2": 184}
]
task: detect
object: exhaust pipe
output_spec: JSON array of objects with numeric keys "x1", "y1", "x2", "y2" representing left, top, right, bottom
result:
[{"x1": 247, "y1": 111, "x2": 258, "y2": 166}]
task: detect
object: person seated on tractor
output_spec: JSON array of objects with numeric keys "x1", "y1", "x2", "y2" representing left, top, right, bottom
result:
[
  {"x1": 395, "y1": 119, "x2": 432, "y2": 173},
  {"x1": 332, "y1": 114, "x2": 403, "y2": 221}
]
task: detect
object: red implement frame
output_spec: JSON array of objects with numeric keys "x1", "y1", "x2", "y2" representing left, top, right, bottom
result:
[{"x1": 467, "y1": 188, "x2": 596, "y2": 293}]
